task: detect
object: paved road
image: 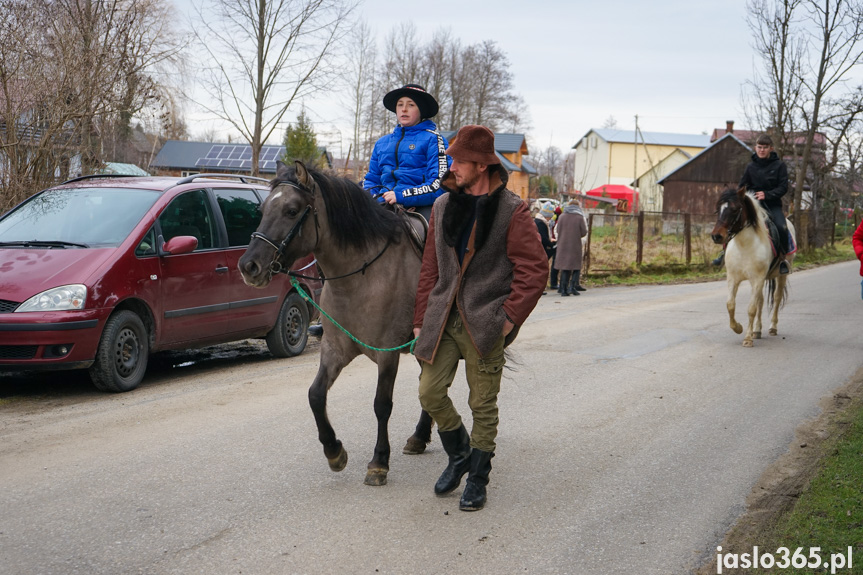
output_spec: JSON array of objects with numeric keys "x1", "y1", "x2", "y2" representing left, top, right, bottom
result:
[{"x1": 2, "y1": 262, "x2": 861, "y2": 575}]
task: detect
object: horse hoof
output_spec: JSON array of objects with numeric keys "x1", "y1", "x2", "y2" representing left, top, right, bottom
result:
[
  {"x1": 402, "y1": 436, "x2": 428, "y2": 455},
  {"x1": 327, "y1": 447, "x2": 348, "y2": 472},
  {"x1": 753, "y1": 331, "x2": 761, "y2": 339},
  {"x1": 769, "y1": 328, "x2": 778, "y2": 336},
  {"x1": 743, "y1": 340, "x2": 753, "y2": 347},
  {"x1": 732, "y1": 324, "x2": 743, "y2": 334},
  {"x1": 364, "y1": 468, "x2": 388, "y2": 486}
]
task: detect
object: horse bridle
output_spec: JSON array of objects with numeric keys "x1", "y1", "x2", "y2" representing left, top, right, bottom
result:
[
  {"x1": 249, "y1": 179, "x2": 394, "y2": 282},
  {"x1": 719, "y1": 199, "x2": 745, "y2": 245},
  {"x1": 250, "y1": 182, "x2": 320, "y2": 277}
]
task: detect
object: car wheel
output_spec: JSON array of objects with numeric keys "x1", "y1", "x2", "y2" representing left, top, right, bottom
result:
[
  {"x1": 89, "y1": 310, "x2": 149, "y2": 392},
  {"x1": 266, "y1": 292, "x2": 309, "y2": 358}
]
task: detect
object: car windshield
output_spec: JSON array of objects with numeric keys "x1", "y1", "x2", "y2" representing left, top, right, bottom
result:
[{"x1": 0, "y1": 187, "x2": 159, "y2": 248}]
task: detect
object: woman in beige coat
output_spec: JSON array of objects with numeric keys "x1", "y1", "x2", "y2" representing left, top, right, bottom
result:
[{"x1": 552, "y1": 201, "x2": 588, "y2": 296}]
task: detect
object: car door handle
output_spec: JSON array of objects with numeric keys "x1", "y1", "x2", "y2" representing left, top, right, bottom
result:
[{"x1": 215, "y1": 266, "x2": 229, "y2": 274}]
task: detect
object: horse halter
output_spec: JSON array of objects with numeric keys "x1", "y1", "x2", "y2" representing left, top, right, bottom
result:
[
  {"x1": 719, "y1": 200, "x2": 745, "y2": 244},
  {"x1": 249, "y1": 182, "x2": 319, "y2": 276}
]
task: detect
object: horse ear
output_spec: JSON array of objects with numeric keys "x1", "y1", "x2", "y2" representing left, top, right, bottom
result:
[
  {"x1": 276, "y1": 160, "x2": 290, "y2": 179},
  {"x1": 737, "y1": 185, "x2": 747, "y2": 197},
  {"x1": 294, "y1": 160, "x2": 313, "y2": 188}
]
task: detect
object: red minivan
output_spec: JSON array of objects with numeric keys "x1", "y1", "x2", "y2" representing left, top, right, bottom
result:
[{"x1": 0, "y1": 174, "x2": 321, "y2": 392}]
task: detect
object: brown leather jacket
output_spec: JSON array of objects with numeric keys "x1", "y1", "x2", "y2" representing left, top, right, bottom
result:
[{"x1": 412, "y1": 164, "x2": 548, "y2": 363}]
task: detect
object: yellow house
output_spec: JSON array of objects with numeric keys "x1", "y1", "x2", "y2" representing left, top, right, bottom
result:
[
  {"x1": 571, "y1": 129, "x2": 709, "y2": 208},
  {"x1": 443, "y1": 131, "x2": 536, "y2": 202}
]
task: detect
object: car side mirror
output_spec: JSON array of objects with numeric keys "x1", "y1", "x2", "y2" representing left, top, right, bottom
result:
[{"x1": 161, "y1": 236, "x2": 198, "y2": 255}]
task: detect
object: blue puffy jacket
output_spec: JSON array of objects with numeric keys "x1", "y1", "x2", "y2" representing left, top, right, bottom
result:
[{"x1": 363, "y1": 119, "x2": 450, "y2": 208}]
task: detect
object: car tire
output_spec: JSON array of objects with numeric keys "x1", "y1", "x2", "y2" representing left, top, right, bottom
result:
[
  {"x1": 89, "y1": 310, "x2": 149, "y2": 393},
  {"x1": 266, "y1": 292, "x2": 309, "y2": 358}
]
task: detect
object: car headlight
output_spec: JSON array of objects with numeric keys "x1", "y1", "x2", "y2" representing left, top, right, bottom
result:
[{"x1": 16, "y1": 285, "x2": 87, "y2": 312}]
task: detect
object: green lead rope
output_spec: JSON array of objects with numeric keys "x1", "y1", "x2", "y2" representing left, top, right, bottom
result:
[{"x1": 290, "y1": 276, "x2": 417, "y2": 354}]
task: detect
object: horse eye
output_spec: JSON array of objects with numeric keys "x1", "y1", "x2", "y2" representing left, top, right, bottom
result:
[{"x1": 287, "y1": 208, "x2": 299, "y2": 217}]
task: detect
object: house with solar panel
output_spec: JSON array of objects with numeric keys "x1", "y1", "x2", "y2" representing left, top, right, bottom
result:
[
  {"x1": 442, "y1": 131, "x2": 537, "y2": 201},
  {"x1": 150, "y1": 140, "x2": 332, "y2": 177}
]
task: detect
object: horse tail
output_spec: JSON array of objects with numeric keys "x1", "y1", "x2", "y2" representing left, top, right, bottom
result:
[{"x1": 766, "y1": 277, "x2": 790, "y2": 310}]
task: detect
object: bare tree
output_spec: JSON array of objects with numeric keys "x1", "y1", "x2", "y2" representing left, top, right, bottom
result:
[
  {"x1": 791, "y1": 0, "x2": 863, "y2": 224},
  {"x1": 342, "y1": 20, "x2": 376, "y2": 177},
  {"x1": 192, "y1": 0, "x2": 356, "y2": 176},
  {"x1": 0, "y1": 0, "x2": 182, "y2": 212}
]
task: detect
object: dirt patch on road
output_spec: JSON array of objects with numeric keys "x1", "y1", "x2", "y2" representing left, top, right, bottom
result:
[{"x1": 695, "y1": 367, "x2": 863, "y2": 575}]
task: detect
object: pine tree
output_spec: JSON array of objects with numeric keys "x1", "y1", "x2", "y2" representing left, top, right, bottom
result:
[{"x1": 283, "y1": 109, "x2": 323, "y2": 169}]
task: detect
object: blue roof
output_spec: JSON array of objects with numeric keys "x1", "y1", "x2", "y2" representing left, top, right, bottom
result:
[
  {"x1": 151, "y1": 140, "x2": 213, "y2": 170},
  {"x1": 521, "y1": 158, "x2": 538, "y2": 175},
  {"x1": 574, "y1": 129, "x2": 711, "y2": 149},
  {"x1": 496, "y1": 152, "x2": 520, "y2": 172}
]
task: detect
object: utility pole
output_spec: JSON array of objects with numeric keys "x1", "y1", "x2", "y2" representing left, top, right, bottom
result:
[{"x1": 633, "y1": 115, "x2": 639, "y2": 213}]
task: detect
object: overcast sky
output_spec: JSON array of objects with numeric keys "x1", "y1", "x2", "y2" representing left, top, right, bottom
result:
[{"x1": 180, "y1": 0, "x2": 757, "y2": 156}]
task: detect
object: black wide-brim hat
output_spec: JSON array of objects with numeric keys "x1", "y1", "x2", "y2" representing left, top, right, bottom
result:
[{"x1": 383, "y1": 84, "x2": 439, "y2": 119}]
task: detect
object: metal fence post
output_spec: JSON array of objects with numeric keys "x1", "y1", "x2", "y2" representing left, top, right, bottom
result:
[
  {"x1": 684, "y1": 212, "x2": 692, "y2": 265},
  {"x1": 636, "y1": 211, "x2": 644, "y2": 266},
  {"x1": 585, "y1": 213, "x2": 594, "y2": 275}
]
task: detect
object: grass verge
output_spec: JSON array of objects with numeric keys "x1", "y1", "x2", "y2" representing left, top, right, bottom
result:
[{"x1": 696, "y1": 372, "x2": 863, "y2": 575}]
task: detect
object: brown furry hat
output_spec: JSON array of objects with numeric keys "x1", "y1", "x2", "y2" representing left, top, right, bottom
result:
[{"x1": 445, "y1": 125, "x2": 500, "y2": 165}]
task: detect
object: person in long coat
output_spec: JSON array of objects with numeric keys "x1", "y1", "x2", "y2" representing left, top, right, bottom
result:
[{"x1": 552, "y1": 200, "x2": 588, "y2": 296}]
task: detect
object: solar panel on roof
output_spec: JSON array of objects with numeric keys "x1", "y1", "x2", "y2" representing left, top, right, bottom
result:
[{"x1": 193, "y1": 144, "x2": 284, "y2": 171}]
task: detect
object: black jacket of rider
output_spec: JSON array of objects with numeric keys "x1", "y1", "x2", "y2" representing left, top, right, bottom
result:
[
  {"x1": 740, "y1": 150, "x2": 789, "y2": 250},
  {"x1": 739, "y1": 151, "x2": 788, "y2": 212}
]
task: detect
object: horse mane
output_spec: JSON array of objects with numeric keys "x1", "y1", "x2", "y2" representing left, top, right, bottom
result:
[
  {"x1": 718, "y1": 187, "x2": 770, "y2": 239},
  {"x1": 272, "y1": 165, "x2": 402, "y2": 252}
]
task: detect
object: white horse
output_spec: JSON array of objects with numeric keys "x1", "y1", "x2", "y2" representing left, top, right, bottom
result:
[{"x1": 710, "y1": 187, "x2": 796, "y2": 347}]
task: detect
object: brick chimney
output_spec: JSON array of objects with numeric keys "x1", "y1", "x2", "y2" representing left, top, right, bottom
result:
[{"x1": 726, "y1": 120, "x2": 734, "y2": 134}]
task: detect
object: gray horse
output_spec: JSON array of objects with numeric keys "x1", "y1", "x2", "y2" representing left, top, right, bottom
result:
[{"x1": 239, "y1": 160, "x2": 432, "y2": 486}]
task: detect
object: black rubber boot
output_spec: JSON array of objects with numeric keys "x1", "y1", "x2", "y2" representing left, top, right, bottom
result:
[
  {"x1": 712, "y1": 251, "x2": 725, "y2": 267},
  {"x1": 308, "y1": 324, "x2": 323, "y2": 338},
  {"x1": 573, "y1": 270, "x2": 586, "y2": 291},
  {"x1": 560, "y1": 271, "x2": 572, "y2": 296},
  {"x1": 569, "y1": 270, "x2": 581, "y2": 296},
  {"x1": 459, "y1": 449, "x2": 494, "y2": 511},
  {"x1": 434, "y1": 424, "x2": 471, "y2": 495}
]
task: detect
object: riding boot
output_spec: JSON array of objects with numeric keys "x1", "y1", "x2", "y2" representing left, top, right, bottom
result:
[
  {"x1": 308, "y1": 323, "x2": 323, "y2": 338},
  {"x1": 712, "y1": 250, "x2": 725, "y2": 267},
  {"x1": 573, "y1": 269, "x2": 586, "y2": 292},
  {"x1": 560, "y1": 271, "x2": 571, "y2": 296},
  {"x1": 459, "y1": 449, "x2": 494, "y2": 512},
  {"x1": 434, "y1": 424, "x2": 472, "y2": 495}
]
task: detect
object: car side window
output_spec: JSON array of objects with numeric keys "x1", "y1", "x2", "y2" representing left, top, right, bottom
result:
[
  {"x1": 135, "y1": 227, "x2": 157, "y2": 257},
  {"x1": 214, "y1": 188, "x2": 263, "y2": 247},
  {"x1": 158, "y1": 190, "x2": 216, "y2": 250}
]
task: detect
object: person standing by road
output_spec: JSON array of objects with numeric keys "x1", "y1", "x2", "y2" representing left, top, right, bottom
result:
[
  {"x1": 553, "y1": 200, "x2": 588, "y2": 296},
  {"x1": 535, "y1": 203, "x2": 556, "y2": 291},
  {"x1": 412, "y1": 125, "x2": 548, "y2": 512},
  {"x1": 853, "y1": 218, "x2": 863, "y2": 299},
  {"x1": 363, "y1": 84, "x2": 449, "y2": 222}
]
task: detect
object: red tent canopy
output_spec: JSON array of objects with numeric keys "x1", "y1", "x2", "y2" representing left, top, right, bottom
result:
[{"x1": 583, "y1": 185, "x2": 639, "y2": 213}]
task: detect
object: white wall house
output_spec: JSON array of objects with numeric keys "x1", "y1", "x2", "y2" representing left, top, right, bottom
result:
[{"x1": 571, "y1": 129, "x2": 710, "y2": 196}]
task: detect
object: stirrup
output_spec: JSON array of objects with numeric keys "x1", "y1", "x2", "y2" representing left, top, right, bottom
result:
[{"x1": 778, "y1": 260, "x2": 790, "y2": 275}]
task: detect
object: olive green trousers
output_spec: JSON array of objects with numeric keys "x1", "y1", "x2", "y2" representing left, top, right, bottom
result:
[{"x1": 418, "y1": 307, "x2": 506, "y2": 452}]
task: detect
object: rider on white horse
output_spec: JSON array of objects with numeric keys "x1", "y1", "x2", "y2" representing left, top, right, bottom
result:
[
  {"x1": 714, "y1": 134, "x2": 792, "y2": 274},
  {"x1": 739, "y1": 134, "x2": 791, "y2": 275}
]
